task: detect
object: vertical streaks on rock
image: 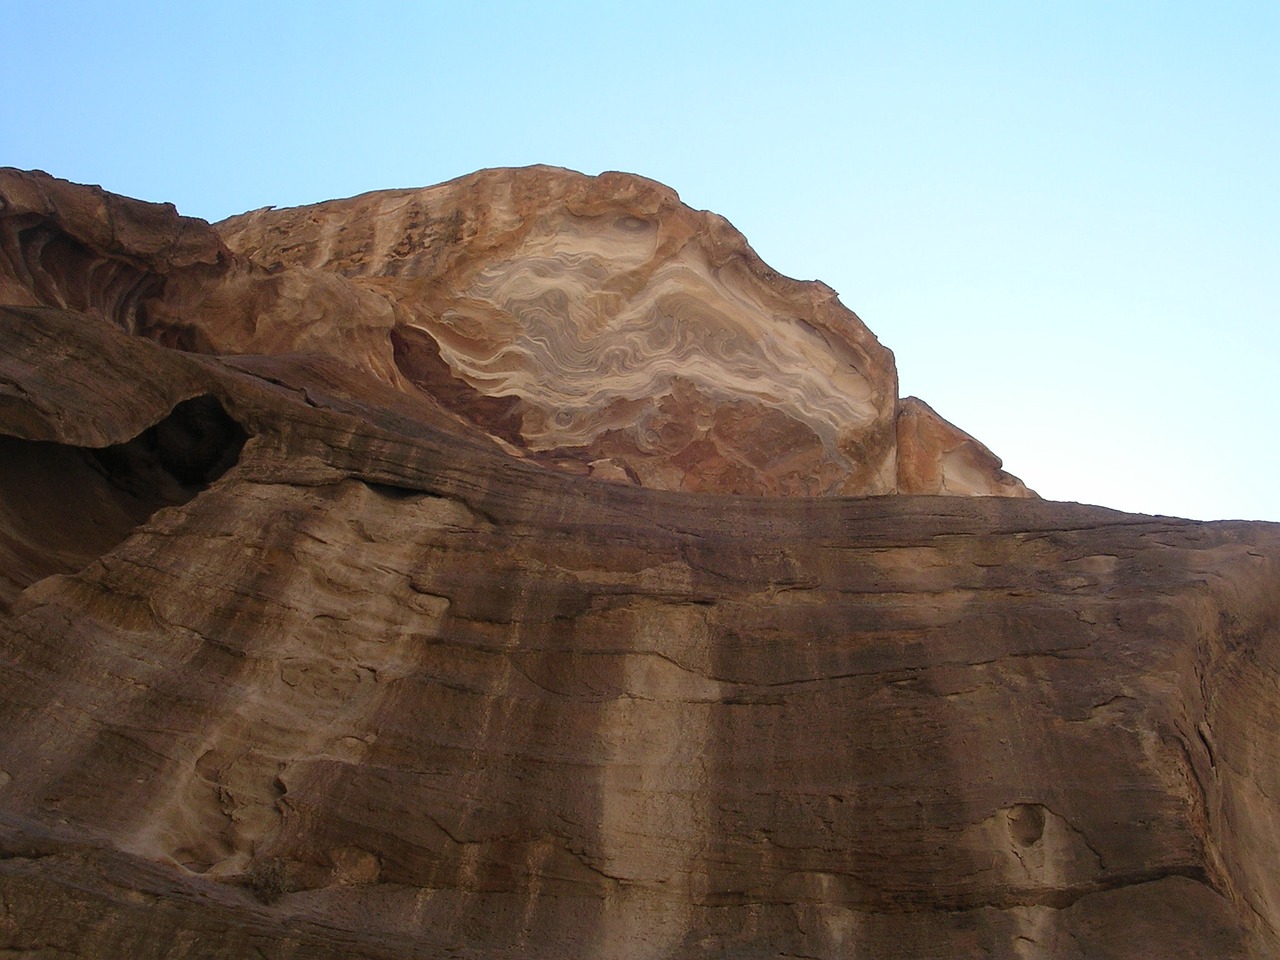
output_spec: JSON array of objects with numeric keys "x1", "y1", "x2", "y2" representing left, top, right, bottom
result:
[
  {"x1": 593, "y1": 602, "x2": 718, "y2": 958},
  {"x1": 2, "y1": 175, "x2": 1279, "y2": 959}
]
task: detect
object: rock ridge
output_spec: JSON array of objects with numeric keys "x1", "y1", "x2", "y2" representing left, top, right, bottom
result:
[{"x1": 1, "y1": 166, "x2": 1031, "y2": 498}]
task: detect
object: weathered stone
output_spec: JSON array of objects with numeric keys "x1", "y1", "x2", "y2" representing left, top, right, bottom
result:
[
  {"x1": 1, "y1": 166, "x2": 1031, "y2": 498},
  {"x1": 0, "y1": 173, "x2": 1277, "y2": 959},
  {"x1": 896, "y1": 396, "x2": 1031, "y2": 497}
]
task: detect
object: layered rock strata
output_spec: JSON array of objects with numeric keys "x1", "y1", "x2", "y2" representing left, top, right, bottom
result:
[
  {"x1": 1, "y1": 171, "x2": 1278, "y2": 959},
  {"x1": 0, "y1": 166, "x2": 1031, "y2": 498}
]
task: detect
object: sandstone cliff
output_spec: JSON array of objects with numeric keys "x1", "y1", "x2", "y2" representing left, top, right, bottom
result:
[
  {"x1": 1, "y1": 170, "x2": 1278, "y2": 959},
  {"x1": 0, "y1": 166, "x2": 1030, "y2": 499}
]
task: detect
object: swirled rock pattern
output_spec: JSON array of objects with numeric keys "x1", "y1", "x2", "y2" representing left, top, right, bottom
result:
[
  {"x1": 3, "y1": 172, "x2": 1279, "y2": 959},
  {"x1": 0, "y1": 165, "x2": 1030, "y2": 497},
  {"x1": 212, "y1": 170, "x2": 905, "y2": 495}
]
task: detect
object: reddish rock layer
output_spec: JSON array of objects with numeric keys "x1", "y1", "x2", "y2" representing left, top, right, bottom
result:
[
  {"x1": 1, "y1": 166, "x2": 1032, "y2": 497},
  {"x1": 896, "y1": 396, "x2": 1028, "y2": 497}
]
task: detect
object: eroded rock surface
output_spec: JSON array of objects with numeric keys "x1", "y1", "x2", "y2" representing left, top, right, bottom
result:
[
  {"x1": 1, "y1": 166, "x2": 1030, "y2": 497},
  {"x1": 211, "y1": 170, "x2": 905, "y2": 495},
  {"x1": 1, "y1": 172, "x2": 1278, "y2": 959}
]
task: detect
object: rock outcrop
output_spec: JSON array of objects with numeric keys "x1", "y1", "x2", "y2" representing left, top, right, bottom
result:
[
  {"x1": 2, "y1": 170, "x2": 1278, "y2": 959},
  {"x1": 1, "y1": 166, "x2": 1030, "y2": 498}
]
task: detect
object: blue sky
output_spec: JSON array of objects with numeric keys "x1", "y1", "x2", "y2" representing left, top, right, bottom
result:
[{"x1": 5, "y1": 1, "x2": 1276, "y2": 520}]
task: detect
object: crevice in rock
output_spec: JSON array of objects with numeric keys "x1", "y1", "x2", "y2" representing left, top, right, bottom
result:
[
  {"x1": 0, "y1": 395, "x2": 248, "y2": 610},
  {"x1": 363, "y1": 480, "x2": 426, "y2": 501}
]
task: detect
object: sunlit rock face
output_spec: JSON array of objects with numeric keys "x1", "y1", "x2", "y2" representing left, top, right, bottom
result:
[
  {"x1": 896, "y1": 396, "x2": 1030, "y2": 497},
  {"x1": 209, "y1": 167, "x2": 1026, "y2": 497},
  {"x1": 0, "y1": 164, "x2": 1030, "y2": 497}
]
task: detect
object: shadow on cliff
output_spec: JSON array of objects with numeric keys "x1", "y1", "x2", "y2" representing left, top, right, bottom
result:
[{"x1": 0, "y1": 394, "x2": 247, "y2": 609}]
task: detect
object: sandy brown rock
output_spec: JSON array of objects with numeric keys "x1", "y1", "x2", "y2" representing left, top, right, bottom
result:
[
  {"x1": 2, "y1": 172, "x2": 1279, "y2": 959},
  {"x1": 211, "y1": 168, "x2": 902, "y2": 495},
  {"x1": 0, "y1": 304, "x2": 1278, "y2": 959},
  {"x1": 897, "y1": 396, "x2": 1035, "y2": 497},
  {"x1": 1, "y1": 166, "x2": 1027, "y2": 497},
  {"x1": 0, "y1": 168, "x2": 228, "y2": 339}
]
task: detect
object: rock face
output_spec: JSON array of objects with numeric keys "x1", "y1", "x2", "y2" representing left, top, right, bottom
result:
[
  {"x1": 1, "y1": 166, "x2": 1030, "y2": 498},
  {"x1": 2, "y1": 170, "x2": 1279, "y2": 959}
]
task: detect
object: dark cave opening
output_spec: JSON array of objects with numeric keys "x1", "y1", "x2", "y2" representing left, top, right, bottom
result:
[
  {"x1": 87, "y1": 394, "x2": 249, "y2": 496},
  {"x1": 0, "y1": 395, "x2": 248, "y2": 609}
]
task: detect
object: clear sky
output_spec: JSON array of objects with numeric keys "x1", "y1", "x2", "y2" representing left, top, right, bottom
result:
[{"x1": 5, "y1": 1, "x2": 1277, "y2": 521}]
